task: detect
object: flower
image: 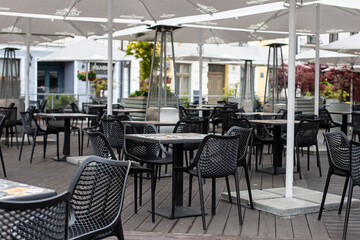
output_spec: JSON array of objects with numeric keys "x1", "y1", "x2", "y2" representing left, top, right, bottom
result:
[{"x1": 77, "y1": 71, "x2": 96, "y2": 81}]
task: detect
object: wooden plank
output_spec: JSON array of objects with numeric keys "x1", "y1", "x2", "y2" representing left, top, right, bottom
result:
[
  {"x1": 258, "y1": 211, "x2": 276, "y2": 238},
  {"x1": 240, "y1": 208, "x2": 259, "y2": 237},
  {"x1": 275, "y1": 216, "x2": 294, "y2": 239},
  {"x1": 291, "y1": 215, "x2": 311, "y2": 239},
  {"x1": 306, "y1": 213, "x2": 330, "y2": 239}
]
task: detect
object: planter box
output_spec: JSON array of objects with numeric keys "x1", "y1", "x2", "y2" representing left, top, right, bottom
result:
[
  {"x1": 295, "y1": 97, "x2": 325, "y2": 115},
  {"x1": 122, "y1": 97, "x2": 147, "y2": 120}
]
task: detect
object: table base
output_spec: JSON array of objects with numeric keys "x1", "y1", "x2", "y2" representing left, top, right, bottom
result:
[
  {"x1": 154, "y1": 206, "x2": 203, "y2": 219},
  {"x1": 51, "y1": 155, "x2": 67, "y2": 162},
  {"x1": 258, "y1": 167, "x2": 286, "y2": 175}
]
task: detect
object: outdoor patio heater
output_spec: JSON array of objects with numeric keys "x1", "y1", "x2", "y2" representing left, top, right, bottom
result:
[
  {"x1": 240, "y1": 59, "x2": 255, "y2": 112},
  {"x1": 0, "y1": 48, "x2": 20, "y2": 99},
  {"x1": 146, "y1": 25, "x2": 180, "y2": 122},
  {"x1": 264, "y1": 43, "x2": 287, "y2": 112}
]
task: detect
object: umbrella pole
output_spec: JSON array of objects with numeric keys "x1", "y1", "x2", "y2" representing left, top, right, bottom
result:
[
  {"x1": 199, "y1": 29, "x2": 203, "y2": 116},
  {"x1": 85, "y1": 62, "x2": 89, "y2": 102},
  {"x1": 107, "y1": 0, "x2": 113, "y2": 116},
  {"x1": 314, "y1": 3, "x2": 320, "y2": 116},
  {"x1": 25, "y1": 18, "x2": 31, "y2": 110},
  {"x1": 285, "y1": 0, "x2": 297, "y2": 199}
]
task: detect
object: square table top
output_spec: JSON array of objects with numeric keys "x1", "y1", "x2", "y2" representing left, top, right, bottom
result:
[
  {"x1": 237, "y1": 112, "x2": 283, "y2": 117},
  {"x1": 36, "y1": 113, "x2": 97, "y2": 118},
  {"x1": 124, "y1": 133, "x2": 208, "y2": 144},
  {"x1": 122, "y1": 120, "x2": 176, "y2": 126},
  {"x1": 0, "y1": 179, "x2": 56, "y2": 201},
  {"x1": 111, "y1": 109, "x2": 146, "y2": 113},
  {"x1": 249, "y1": 119, "x2": 300, "y2": 126}
]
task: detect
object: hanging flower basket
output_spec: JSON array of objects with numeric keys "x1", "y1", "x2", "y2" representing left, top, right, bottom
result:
[{"x1": 77, "y1": 71, "x2": 96, "y2": 82}]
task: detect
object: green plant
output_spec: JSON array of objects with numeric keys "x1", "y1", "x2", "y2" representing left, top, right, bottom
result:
[
  {"x1": 180, "y1": 91, "x2": 190, "y2": 105},
  {"x1": 45, "y1": 94, "x2": 77, "y2": 109},
  {"x1": 321, "y1": 82, "x2": 349, "y2": 100},
  {"x1": 77, "y1": 70, "x2": 96, "y2": 81},
  {"x1": 222, "y1": 83, "x2": 239, "y2": 101},
  {"x1": 129, "y1": 89, "x2": 148, "y2": 97}
]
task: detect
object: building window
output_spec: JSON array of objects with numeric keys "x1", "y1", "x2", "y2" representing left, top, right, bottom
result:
[
  {"x1": 307, "y1": 35, "x2": 315, "y2": 44},
  {"x1": 208, "y1": 64, "x2": 225, "y2": 73},
  {"x1": 329, "y1": 33, "x2": 339, "y2": 43},
  {"x1": 176, "y1": 63, "x2": 191, "y2": 96},
  {"x1": 351, "y1": 32, "x2": 359, "y2": 36}
]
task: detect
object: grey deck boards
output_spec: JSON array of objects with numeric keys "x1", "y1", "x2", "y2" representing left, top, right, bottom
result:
[{"x1": 2, "y1": 127, "x2": 360, "y2": 239}]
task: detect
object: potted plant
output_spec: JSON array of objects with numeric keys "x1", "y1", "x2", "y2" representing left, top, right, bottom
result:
[{"x1": 77, "y1": 70, "x2": 96, "y2": 82}]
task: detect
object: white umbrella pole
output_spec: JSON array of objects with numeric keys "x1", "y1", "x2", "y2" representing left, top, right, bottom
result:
[
  {"x1": 107, "y1": 0, "x2": 113, "y2": 115},
  {"x1": 314, "y1": 3, "x2": 320, "y2": 116},
  {"x1": 199, "y1": 29, "x2": 203, "y2": 116},
  {"x1": 25, "y1": 18, "x2": 31, "y2": 111},
  {"x1": 85, "y1": 62, "x2": 89, "y2": 102},
  {"x1": 285, "y1": 0, "x2": 297, "y2": 199}
]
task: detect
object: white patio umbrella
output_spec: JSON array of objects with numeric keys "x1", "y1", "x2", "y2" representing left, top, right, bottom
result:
[
  {"x1": 322, "y1": 33, "x2": 360, "y2": 55},
  {"x1": 39, "y1": 38, "x2": 130, "y2": 102},
  {"x1": 296, "y1": 49, "x2": 360, "y2": 65}
]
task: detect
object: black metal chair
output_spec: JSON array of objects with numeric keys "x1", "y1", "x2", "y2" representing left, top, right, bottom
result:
[
  {"x1": 319, "y1": 108, "x2": 342, "y2": 132},
  {"x1": 0, "y1": 107, "x2": 19, "y2": 148},
  {"x1": 81, "y1": 106, "x2": 103, "y2": 155},
  {"x1": 0, "y1": 114, "x2": 7, "y2": 177},
  {"x1": 101, "y1": 118, "x2": 126, "y2": 160},
  {"x1": 39, "y1": 99, "x2": 47, "y2": 113},
  {"x1": 351, "y1": 111, "x2": 360, "y2": 141},
  {"x1": 124, "y1": 124, "x2": 172, "y2": 205},
  {"x1": 220, "y1": 110, "x2": 238, "y2": 135},
  {"x1": 318, "y1": 131, "x2": 351, "y2": 220},
  {"x1": 343, "y1": 141, "x2": 360, "y2": 240},
  {"x1": 295, "y1": 118, "x2": 322, "y2": 179},
  {"x1": 210, "y1": 107, "x2": 222, "y2": 134},
  {"x1": 19, "y1": 112, "x2": 60, "y2": 163},
  {"x1": 67, "y1": 156, "x2": 130, "y2": 240},
  {"x1": 174, "y1": 134, "x2": 242, "y2": 230},
  {"x1": 0, "y1": 191, "x2": 70, "y2": 240},
  {"x1": 225, "y1": 126, "x2": 254, "y2": 209},
  {"x1": 46, "y1": 108, "x2": 81, "y2": 156},
  {"x1": 173, "y1": 119, "x2": 205, "y2": 166},
  {"x1": 87, "y1": 131, "x2": 156, "y2": 222},
  {"x1": 70, "y1": 102, "x2": 84, "y2": 128}
]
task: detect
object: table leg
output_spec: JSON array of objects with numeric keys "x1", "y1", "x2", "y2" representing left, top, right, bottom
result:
[
  {"x1": 154, "y1": 143, "x2": 202, "y2": 219},
  {"x1": 259, "y1": 125, "x2": 286, "y2": 175},
  {"x1": 341, "y1": 114, "x2": 348, "y2": 135},
  {"x1": 52, "y1": 118, "x2": 71, "y2": 161}
]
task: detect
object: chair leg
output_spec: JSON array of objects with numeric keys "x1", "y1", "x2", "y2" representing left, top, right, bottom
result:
[
  {"x1": 307, "y1": 146, "x2": 310, "y2": 171},
  {"x1": 43, "y1": 135, "x2": 47, "y2": 159},
  {"x1": 14, "y1": 125, "x2": 19, "y2": 149},
  {"x1": 211, "y1": 178, "x2": 216, "y2": 215},
  {"x1": 297, "y1": 145, "x2": 302, "y2": 179},
  {"x1": 77, "y1": 130, "x2": 81, "y2": 156},
  {"x1": 81, "y1": 131, "x2": 85, "y2": 156},
  {"x1": 225, "y1": 176, "x2": 232, "y2": 203},
  {"x1": 19, "y1": 133, "x2": 25, "y2": 161},
  {"x1": 234, "y1": 172, "x2": 243, "y2": 225},
  {"x1": 0, "y1": 147, "x2": 7, "y2": 177},
  {"x1": 113, "y1": 220, "x2": 125, "y2": 240},
  {"x1": 30, "y1": 135, "x2": 37, "y2": 164},
  {"x1": 259, "y1": 144, "x2": 264, "y2": 165},
  {"x1": 151, "y1": 170, "x2": 156, "y2": 223},
  {"x1": 188, "y1": 174, "x2": 193, "y2": 207},
  {"x1": 56, "y1": 134, "x2": 59, "y2": 161},
  {"x1": 197, "y1": 169, "x2": 206, "y2": 230},
  {"x1": 318, "y1": 171, "x2": 332, "y2": 220},
  {"x1": 339, "y1": 176, "x2": 349, "y2": 215},
  {"x1": 315, "y1": 143, "x2": 322, "y2": 177},
  {"x1": 342, "y1": 180, "x2": 354, "y2": 240},
  {"x1": 244, "y1": 165, "x2": 254, "y2": 209},
  {"x1": 134, "y1": 173, "x2": 138, "y2": 214}
]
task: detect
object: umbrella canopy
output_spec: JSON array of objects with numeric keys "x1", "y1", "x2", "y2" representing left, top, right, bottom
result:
[
  {"x1": 39, "y1": 38, "x2": 129, "y2": 62},
  {"x1": 322, "y1": 33, "x2": 360, "y2": 55},
  {"x1": 296, "y1": 49, "x2": 360, "y2": 65},
  {"x1": 174, "y1": 43, "x2": 268, "y2": 62}
]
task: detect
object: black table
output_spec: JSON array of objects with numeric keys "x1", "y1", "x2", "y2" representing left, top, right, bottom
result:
[
  {"x1": 110, "y1": 109, "x2": 146, "y2": 115},
  {"x1": 249, "y1": 119, "x2": 299, "y2": 175},
  {"x1": 329, "y1": 111, "x2": 351, "y2": 135},
  {"x1": 237, "y1": 112, "x2": 283, "y2": 118},
  {"x1": 124, "y1": 133, "x2": 207, "y2": 219},
  {"x1": 0, "y1": 179, "x2": 56, "y2": 201},
  {"x1": 36, "y1": 113, "x2": 97, "y2": 161}
]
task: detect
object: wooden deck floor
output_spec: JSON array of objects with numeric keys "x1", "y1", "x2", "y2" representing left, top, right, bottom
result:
[{"x1": 1, "y1": 129, "x2": 360, "y2": 240}]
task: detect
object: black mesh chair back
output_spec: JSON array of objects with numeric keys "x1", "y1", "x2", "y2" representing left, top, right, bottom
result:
[
  {"x1": 226, "y1": 126, "x2": 252, "y2": 164},
  {"x1": 0, "y1": 107, "x2": 17, "y2": 127},
  {"x1": 88, "y1": 131, "x2": 117, "y2": 160},
  {"x1": 192, "y1": 134, "x2": 240, "y2": 178},
  {"x1": 70, "y1": 102, "x2": 80, "y2": 113},
  {"x1": 324, "y1": 131, "x2": 350, "y2": 175},
  {"x1": 39, "y1": 99, "x2": 47, "y2": 113},
  {"x1": 112, "y1": 103, "x2": 124, "y2": 110},
  {"x1": 115, "y1": 114, "x2": 133, "y2": 121},
  {"x1": 179, "y1": 106, "x2": 189, "y2": 119},
  {"x1": 88, "y1": 106, "x2": 102, "y2": 127},
  {"x1": 124, "y1": 124, "x2": 161, "y2": 161},
  {"x1": 101, "y1": 118, "x2": 125, "y2": 149},
  {"x1": 29, "y1": 100, "x2": 40, "y2": 113},
  {"x1": 81, "y1": 102, "x2": 92, "y2": 113},
  {"x1": 350, "y1": 141, "x2": 360, "y2": 186},
  {"x1": 7, "y1": 102, "x2": 15, "y2": 108},
  {"x1": 20, "y1": 112, "x2": 41, "y2": 135},
  {"x1": 296, "y1": 119, "x2": 320, "y2": 147},
  {"x1": 26, "y1": 106, "x2": 36, "y2": 114},
  {"x1": 319, "y1": 108, "x2": 333, "y2": 129},
  {"x1": 68, "y1": 156, "x2": 130, "y2": 240},
  {"x1": 352, "y1": 111, "x2": 360, "y2": 139},
  {"x1": 0, "y1": 114, "x2": 7, "y2": 176},
  {"x1": 219, "y1": 110, "x2": 237, "y2": 135},
  {"x1": 173, "y1": 119, "x2": 205, "y2": 151},
  {"x1": 0, "y1": 192, "x2": 70, "y2": 240}
]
